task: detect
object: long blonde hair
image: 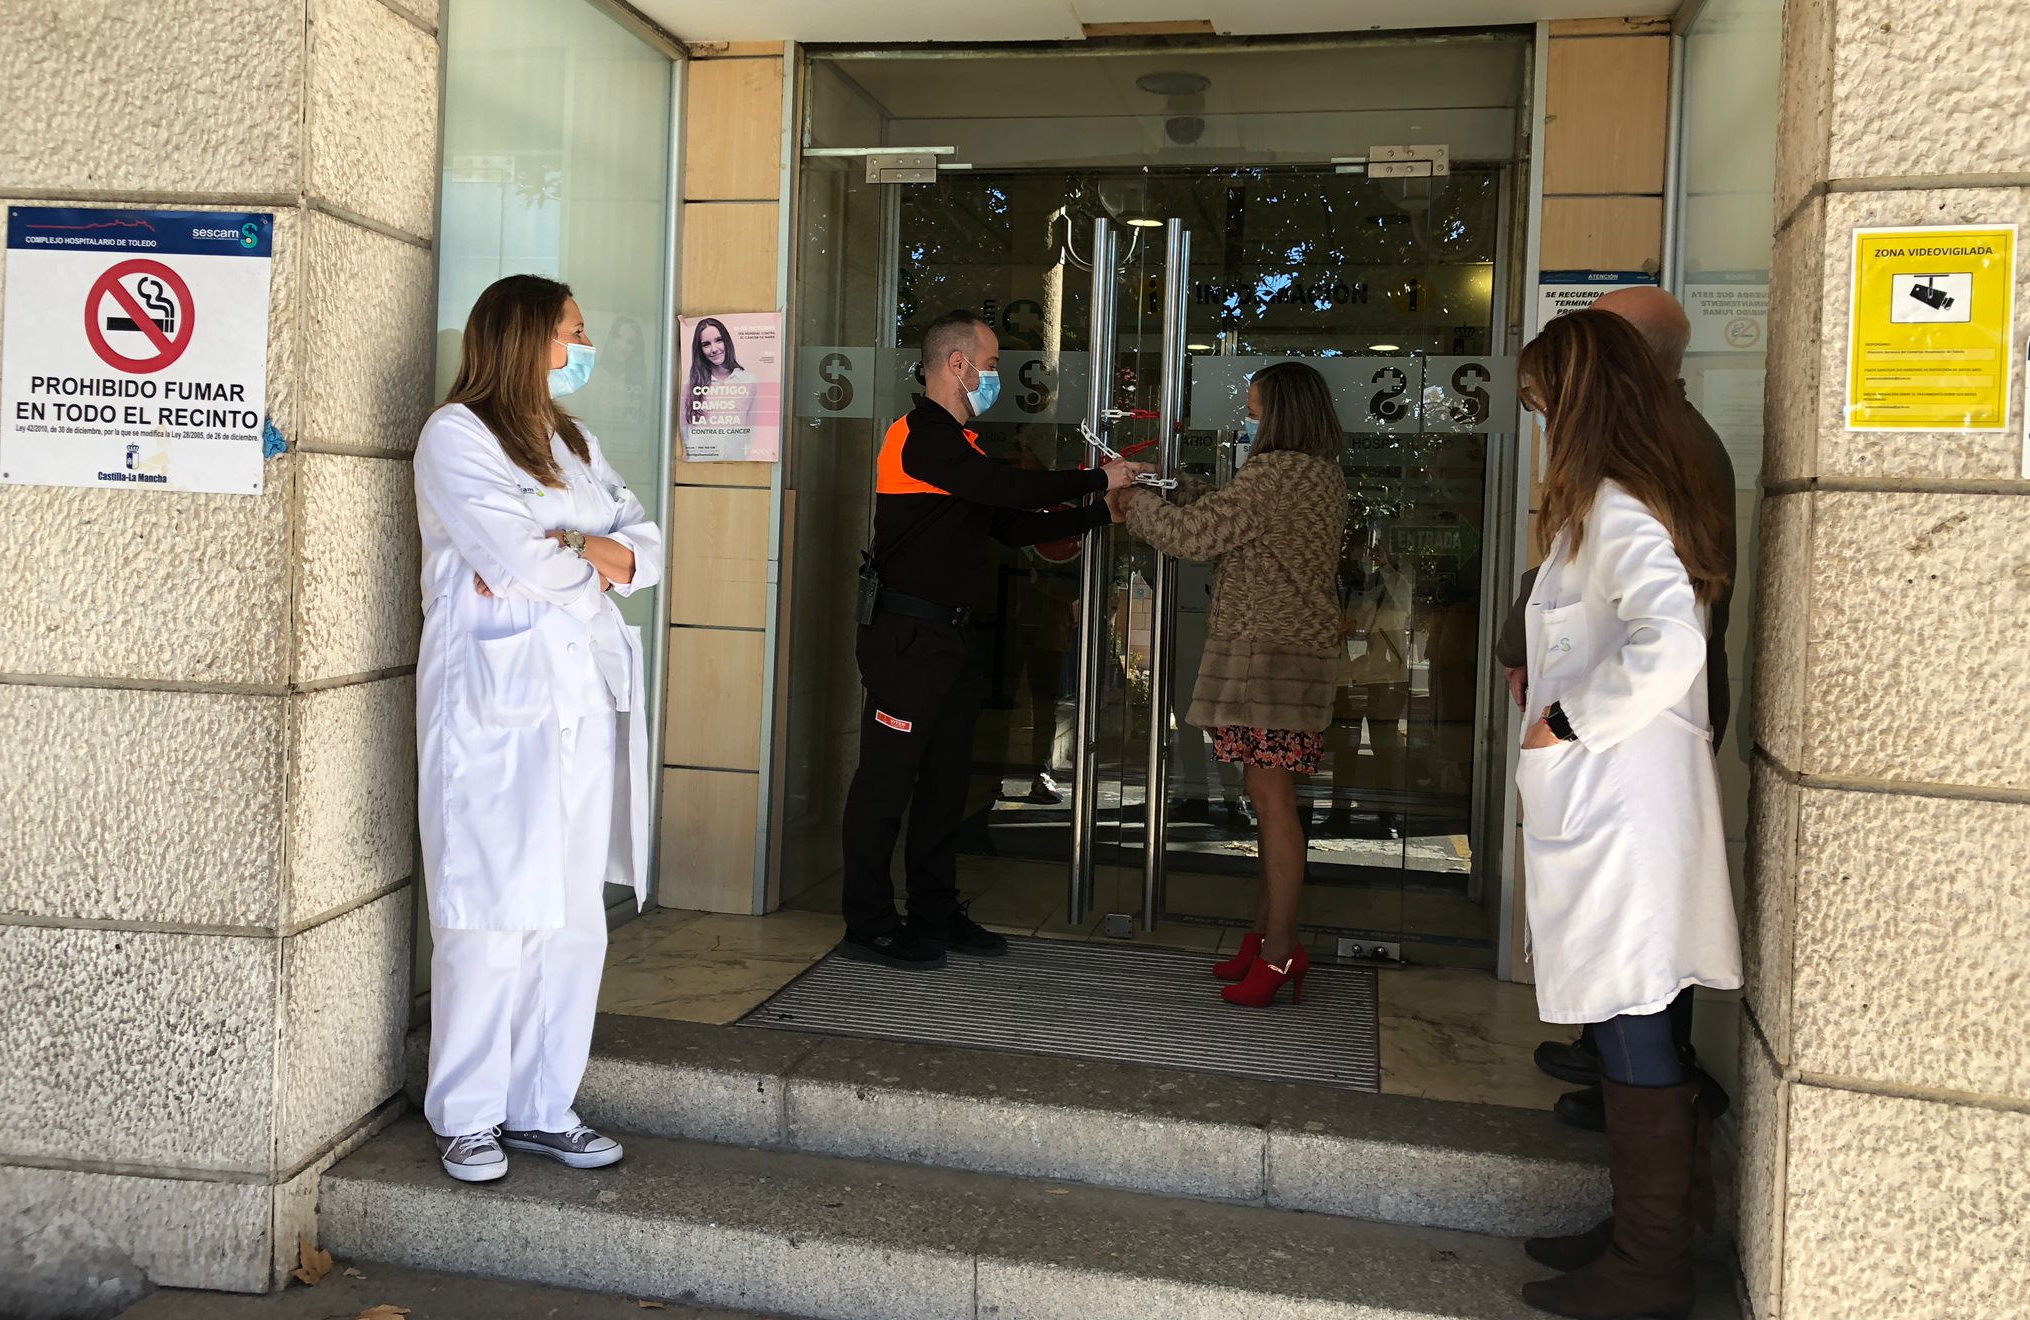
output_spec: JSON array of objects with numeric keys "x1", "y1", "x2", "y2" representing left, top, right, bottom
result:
[
  {"x1": 444, "y1": 275, "x2": 589, "y2": 488},
  {"x1": 1518, "y1": 309, "x2": 1731, "y2": 604}
]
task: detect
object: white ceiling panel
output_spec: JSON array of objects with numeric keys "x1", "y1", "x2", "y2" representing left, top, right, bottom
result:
[{"x1": 632, "y1": 0, "x2": 1678, "y2": 45}]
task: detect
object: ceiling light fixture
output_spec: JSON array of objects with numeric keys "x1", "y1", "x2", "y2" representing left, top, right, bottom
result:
[
  {"x1": 1135, "y1": 71, "x2": 1210, "y2": 97},
  {"x1": 1368, "y1": 344, "x2": 1401, "y2": 352},
  {"x1": 1124, "y1": 216, "x2": 1165, "y2": 228}
]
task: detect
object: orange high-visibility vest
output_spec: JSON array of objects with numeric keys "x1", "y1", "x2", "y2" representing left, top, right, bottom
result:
[{"x1": 875, "y1": 412, "x2": 984, "y2": 497}]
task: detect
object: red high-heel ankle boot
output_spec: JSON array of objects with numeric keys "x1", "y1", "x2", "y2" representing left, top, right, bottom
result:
[
  {"x1": 1222, "y1": 944, "x2": 1309, "y2": 1007},
  {"x1": 1212, "y1": 932, "x2": 1265, "y2": 981}
]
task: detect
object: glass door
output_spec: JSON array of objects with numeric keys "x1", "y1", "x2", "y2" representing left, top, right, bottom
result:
[
  {"x1": 787, "y1": 164, "x2": 1515, "y2": 959},
  {"x1": 1064, "y1": 171, "x2": 1514, "y2": 964},
  {"x1": 786, "y1": 37, "x2": 1534, "y2": 963}
]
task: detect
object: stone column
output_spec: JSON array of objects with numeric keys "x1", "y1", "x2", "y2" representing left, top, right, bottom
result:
[
  {"x1": 1742, "y1": 2, "x2": 2030, "y2": 1317},
  {"x1": 0, "y1": 0, "x2": 438, "y2": 1312},
  {"x1": 661, "y1": 44, "x2": 788, "y2": 913}
]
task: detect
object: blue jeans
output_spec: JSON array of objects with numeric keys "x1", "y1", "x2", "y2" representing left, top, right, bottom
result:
[{"x1": 1592, "y1": 1009, "x2": 1687, "y2": 1088}]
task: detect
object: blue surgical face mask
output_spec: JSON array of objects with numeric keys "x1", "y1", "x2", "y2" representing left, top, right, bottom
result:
[
  {"x1": 549, "y1": 340, "x2": 596, "y2": 398},
  {"x1": 964, "y1": 359, "x2": 1001, "y2": 417}
]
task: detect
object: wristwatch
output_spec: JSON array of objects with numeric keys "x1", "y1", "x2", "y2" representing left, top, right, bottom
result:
[{"x1": 561, "y1": 529, "x2": 587, "y2": 556}]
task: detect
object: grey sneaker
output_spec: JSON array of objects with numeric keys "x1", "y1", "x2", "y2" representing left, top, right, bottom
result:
[
  {"x1": 435, "y1": 1128, "x2": 508, "y2": 1183},
  {"x1": 499, "y1": 1124, "x2": 623, "y2": 1169}
]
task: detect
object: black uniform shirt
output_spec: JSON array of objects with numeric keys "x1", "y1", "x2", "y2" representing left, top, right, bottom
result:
[{"x1": 873, "y1": 394, "x2": 1109, "y2": 609}]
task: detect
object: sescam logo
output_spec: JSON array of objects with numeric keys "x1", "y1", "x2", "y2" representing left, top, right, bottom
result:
[
  {"x1": 193, "y1": 227, "x2": 242, "y2": 241},
  {"x1": 240, "y1": 222, "x2": 260, "y2": 248}
]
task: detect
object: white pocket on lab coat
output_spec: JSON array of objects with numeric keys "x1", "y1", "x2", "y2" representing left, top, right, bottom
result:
[
  {"x1": 1516, "y1": 737, "x2": 1586, "y2": 840},
  {"x1": 470, "y1": 629, "x2": 548, "y2": 727}
]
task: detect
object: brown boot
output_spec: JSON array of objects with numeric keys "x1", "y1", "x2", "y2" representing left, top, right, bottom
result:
[
  {"x1": 1525, "y1": 1216, "x2": 1614, "y2": 1272},
  {"x1": 1521, "y1": 1078, "x2": 1698, "y2": 1319}
]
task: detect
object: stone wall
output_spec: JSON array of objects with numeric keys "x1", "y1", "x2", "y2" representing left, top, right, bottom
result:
[
  {"x1": 1741, "y1": 1, "x2": 2030, "y2": 1316},
  {"x1": 0, "y1": 0, "x2": 438, "y2": 1311}
]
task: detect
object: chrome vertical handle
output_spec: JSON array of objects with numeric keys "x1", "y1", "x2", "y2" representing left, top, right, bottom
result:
[
  {"x1": 1069, "y1": 218, "x2": 1116, "y2": 927},
  {"x1": 1141, "y1": 218, "x2": 1191, "y2": 933}
]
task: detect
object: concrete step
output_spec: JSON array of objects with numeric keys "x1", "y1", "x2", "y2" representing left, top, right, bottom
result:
[
  {"x1": 407, "y1": 1015, "x2": 1611, "y2": 1239},
  {"x1": 323, "y1": 1117, "x2": 1739, "y2": 1320},
  {"x1": 117, "y1": 1261, "x2": 789, "y2": 1319}
]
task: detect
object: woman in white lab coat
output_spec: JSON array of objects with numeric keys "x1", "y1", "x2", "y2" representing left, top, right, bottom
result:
[
  {"x1": 414, "y1": 275, "x2": 662, "y2": 1183},
  {"x1": 1509, "y1": 309, "x2": 1739, "y2": 1320}
]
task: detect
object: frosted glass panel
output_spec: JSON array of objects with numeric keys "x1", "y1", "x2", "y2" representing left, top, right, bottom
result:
[
  {"x1": 424, "y1": 0, "x2": 674, "y2": 960},
  {"x1": 1674, "y1": 0, "x2": 1782, "y2": 1097},
  {"x1": 1676, "y1": 0, "x2": 1783, "y2": 492},
  {"x1": 436, "y1": 0, "x2": 673, "y2": 637}
]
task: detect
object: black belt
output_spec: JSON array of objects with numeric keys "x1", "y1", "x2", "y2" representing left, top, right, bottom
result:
[{"x1": 874, "y1": 588, "x2": 971, "y2": 628}]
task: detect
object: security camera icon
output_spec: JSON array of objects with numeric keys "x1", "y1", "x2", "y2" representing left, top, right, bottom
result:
[{"x1": 1908, "y1": 276, "x2": 1955, "y2": 312}]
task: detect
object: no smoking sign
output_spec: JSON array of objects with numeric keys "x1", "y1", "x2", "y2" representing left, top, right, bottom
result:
[
  {"x1": 85, "y1": 259, "x2": 196, "y2": 374},
  {"x1": 2, "y1": 206, "x2": 272, "y2": 494}
]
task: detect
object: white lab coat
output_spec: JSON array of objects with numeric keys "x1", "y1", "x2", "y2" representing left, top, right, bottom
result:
[
  {"x1": 413, "y1": 403, "x2": 663, "y2": 931},
  {"x1": 1516, "y1": 481, "x2": 1742, "y2": 1025}
]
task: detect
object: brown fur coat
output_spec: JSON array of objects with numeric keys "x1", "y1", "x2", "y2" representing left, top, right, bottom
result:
[{"x1": 1123, "y1": 450, "x2": 1348, "y2": 733}]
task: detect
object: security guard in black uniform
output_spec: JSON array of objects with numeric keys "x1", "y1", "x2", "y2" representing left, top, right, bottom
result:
[{"x1": 840, "y1": 310, "x2": 1148, "y2": 968}]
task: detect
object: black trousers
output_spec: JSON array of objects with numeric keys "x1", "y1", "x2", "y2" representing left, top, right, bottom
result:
[{"x1": 840, "y1": 612, "x2": 982, "y2": 940}]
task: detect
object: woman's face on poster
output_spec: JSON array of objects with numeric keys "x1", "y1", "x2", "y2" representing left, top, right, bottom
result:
[{"x1": 700, "y1": 324, "x2": 728, "y2": 368}]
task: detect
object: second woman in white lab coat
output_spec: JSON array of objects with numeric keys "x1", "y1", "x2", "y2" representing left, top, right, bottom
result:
[
  {"x1": 1509, "y1": 309, "x2": 1739, "y2": 1320},
  {"x1": 414, "y1": 274, "x2": 662, "y2": 1184}
]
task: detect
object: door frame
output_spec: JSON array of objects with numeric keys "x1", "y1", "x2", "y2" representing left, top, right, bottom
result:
[{"x1": 777, "y1": 37, "x2": 1544, "y2": 968}]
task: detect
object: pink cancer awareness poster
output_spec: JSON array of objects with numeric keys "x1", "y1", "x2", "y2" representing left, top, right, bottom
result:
[{"x1": 678, "y1": 311, "x2": 782, "y2": 462}]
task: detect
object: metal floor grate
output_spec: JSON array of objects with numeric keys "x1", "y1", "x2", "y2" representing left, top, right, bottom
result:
[{"x1": 740, "y1": 937, "x2": 1381, "y2": 1091}]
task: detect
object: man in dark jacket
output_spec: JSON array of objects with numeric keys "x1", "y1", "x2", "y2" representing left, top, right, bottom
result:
[
  {"x1": 1505, "y1": 285, "x2": 1737, "y2": 1130},
  {"x1": 839, "y1": 310, "x2": 1147, "y2": 969}
]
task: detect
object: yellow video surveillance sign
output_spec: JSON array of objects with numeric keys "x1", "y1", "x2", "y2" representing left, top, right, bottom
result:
[{"x1": 1846, "y1": 224, "x2": 2016, "y2": 433}]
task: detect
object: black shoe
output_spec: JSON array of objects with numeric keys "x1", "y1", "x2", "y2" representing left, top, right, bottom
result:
[
  {"x1": 1534, "y1": 1035, "x2": 1601, "y2": 1086},
  {"x1": 1342, "y1": 813, "x2": 1404, "y2": 841},
  {"x1": 1553, "y1": 1084, "x2": 1606, "y2": 1133},
  {"x1": 1313, "y1": 806, "x2": 1355, "y2": 837},
  {"x1": 911, "y1": 901, "x2": 1008, "y2": 957},
  {"x1": 839, "y1": 928, "x2": 948, "y2": 970},
  {"x1": 1691, "y1": 1063, "x2": 1732, "y2": 1123}
]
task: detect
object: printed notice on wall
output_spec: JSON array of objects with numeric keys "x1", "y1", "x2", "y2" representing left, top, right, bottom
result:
[
  {"x1": 1695, "y1": 367, "x2": 1767, "y2": 489},
  {"x1": 1846, "y1": 225, "x2": 2016, "y2": 432},
  {"x1": 679, "y1": 312, "x2": 782, "y2": 462},
  {"x1": 1, "y1": 206, "x2": 274, "y2": 494},
  {"x1": 1535, "y1": 270, "x2": 1658, "y2": 332},
  {"x1": 1685, "y1": 272, "x2": 1770, "y2": 354}
]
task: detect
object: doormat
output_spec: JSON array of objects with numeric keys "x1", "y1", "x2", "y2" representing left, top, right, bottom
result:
[{"x1": 739, "y1": 936, "x2": 1381, "y2": 1091}]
